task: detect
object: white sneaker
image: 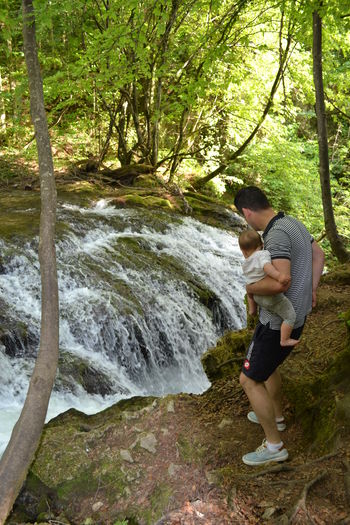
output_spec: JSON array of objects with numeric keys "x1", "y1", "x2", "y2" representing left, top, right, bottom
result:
[
  {"x1": 247, "y1": 411, "x2": 286, "y2": 431},
  {"x1": 242, "y1": 439, "x2": 289, "y2": 466}
]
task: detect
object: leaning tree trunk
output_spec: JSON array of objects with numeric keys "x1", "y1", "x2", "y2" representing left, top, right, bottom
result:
[
  {"x1": 0, "y1": 1, "x2": 59, "y2": 522},
  {"x1": 312, "y1": 10, "x2": 349, "y2": 263}
]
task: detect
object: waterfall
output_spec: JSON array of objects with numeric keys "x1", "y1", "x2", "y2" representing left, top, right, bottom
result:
[{"x1": 0, "y1": 197, "x2": 246, "y2": 455}]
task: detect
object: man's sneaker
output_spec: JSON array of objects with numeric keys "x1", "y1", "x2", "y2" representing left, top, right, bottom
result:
[
  {"x1": 247, "y1": 411, "x2": 286, "y2": 431},
  {"x1": 242, "y1": 440, "x2": 289, "y2": 466}
]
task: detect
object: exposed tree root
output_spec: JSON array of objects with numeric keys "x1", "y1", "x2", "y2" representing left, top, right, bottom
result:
[{"x1": 287, "y1": 470, "x2": 328, "y2": 524}]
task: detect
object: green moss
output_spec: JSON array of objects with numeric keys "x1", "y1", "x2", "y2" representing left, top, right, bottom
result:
[
  {"x1": 184, "y1": 191, "x2": 222, "y2": 204},
  {"x1": 121, "y1": 194, "x2": 173, "y2": 209},
  {"x1": 201, "y1": 329, "x2": 251, "y2": 383},
  {"x1": 142, "y1": 483, "x2": 173, "y2": 524},
  {"x1": 285, "y1": 311, "x2": 350, "y2": 451},
  {"x1": 57, "y1": 465, "x2": 100, "y2": 500},
  {"x1": 176, "y1": 435, "x2": 207, "y2": 465}
]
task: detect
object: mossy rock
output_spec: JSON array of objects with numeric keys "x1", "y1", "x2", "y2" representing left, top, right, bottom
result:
[
  {"x1": 201, "y1": 329, "x2": 252, "y2": 383},
  {"x1": 321, "y1": 263, "x2": 350, "y2": 285},
  {"x1": 285, "y1": 309, "x2": 350, "y2": 451},
  {"x1": 112, "y1": 194, "x2": 174, "y2": 210},
  {"x1": 57, "y1": 351, "x2": 114, "y2": 396}
]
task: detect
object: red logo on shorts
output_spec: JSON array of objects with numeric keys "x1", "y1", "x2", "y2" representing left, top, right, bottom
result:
[{"x1": 244, "y1": 359, "x2": 250, "y2": 370}]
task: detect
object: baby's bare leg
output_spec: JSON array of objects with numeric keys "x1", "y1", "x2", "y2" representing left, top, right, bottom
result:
[
  {"x1": 280, "y1": 322, "x2": 299, "y2": 347},
  {"x1": 247, "y1": 293, "x2": 257, "y2": 315}
]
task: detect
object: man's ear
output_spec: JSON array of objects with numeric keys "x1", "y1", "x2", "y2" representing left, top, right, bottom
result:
[{"x1": 241, "y1": 207, "x2": 251, "y2": 220}]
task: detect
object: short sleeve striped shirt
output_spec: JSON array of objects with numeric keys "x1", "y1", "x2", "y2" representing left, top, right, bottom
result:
[{"x1": 260, "y1": 212, "x2": 313, "y2": 330}]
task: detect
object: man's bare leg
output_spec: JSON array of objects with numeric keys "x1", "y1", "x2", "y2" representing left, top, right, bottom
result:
[
  {"x1": 240, "y1": 372, "x2": 280, "y2": 444},
  {"x1": 264, "y1": 369, "x2": 283, "y2": 420}
]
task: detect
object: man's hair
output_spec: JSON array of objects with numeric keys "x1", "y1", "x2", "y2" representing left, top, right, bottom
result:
[
  {"x1": 238, "y1": 229, "x2": 263, "y2": 251},
  {"x1": 234, "y1": 186, "x2": 271, "y2": 214}
]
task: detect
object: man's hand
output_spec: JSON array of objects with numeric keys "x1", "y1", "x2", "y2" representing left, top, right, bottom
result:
[{"x1": 312, "y1": 290, "x2": 317, "y2": 308}]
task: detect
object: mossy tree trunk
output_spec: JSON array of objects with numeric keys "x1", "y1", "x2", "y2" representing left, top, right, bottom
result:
[
  {"x1": 312, "y1": 10, "x2": 350, "y2": 263},
  {"x1": 0, "y1": 1, "x2": 59, "y2": 522}
]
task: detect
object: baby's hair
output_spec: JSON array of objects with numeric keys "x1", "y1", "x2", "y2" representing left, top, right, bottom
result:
[{"x1": 238, "y1": 229, "x2": 263, "y2": 251}]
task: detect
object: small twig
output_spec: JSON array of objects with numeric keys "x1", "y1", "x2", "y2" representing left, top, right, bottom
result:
[
  {"x1": 92, "y1": 474, "x2": 102, "y2": 503},
  {"x1": 321, "y1": 318, "x2": 342, "y2": 330},
  {"x1": 343, "y1": 460, "x2": 350, "y2": 508},
  {"x1": 288, "y1": 470, "x2": 328, "y2": 524}
]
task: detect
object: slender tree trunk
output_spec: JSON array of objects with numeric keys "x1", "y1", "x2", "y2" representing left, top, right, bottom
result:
[
  {"x1": 151, "y1": 0, "x2": 180, "y2": 167},
  {"x1": 312, "y1": 10, "x2": 349, "y2": 262},
  {"x1": 0, "y1": 1, "x2": 59, "y2": 522}
]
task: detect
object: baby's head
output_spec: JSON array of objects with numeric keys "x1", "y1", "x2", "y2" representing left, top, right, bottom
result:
[{"x1": 238, "y1": 229, "x2": 263, "y2": 258}]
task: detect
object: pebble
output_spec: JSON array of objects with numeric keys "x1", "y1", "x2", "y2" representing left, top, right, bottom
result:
[
  {"x1": 218, "y1": 418, "x2": 233, "y2": 429},
  {"x1": 92, "y1": 501, "x2": 103, "y2": 512},
  {"x1": 120, "y1": 449, "x2": 134, "y2": 463},
  {"x1": 167, "y1": 400, "x2": 175, "y2": 412}
]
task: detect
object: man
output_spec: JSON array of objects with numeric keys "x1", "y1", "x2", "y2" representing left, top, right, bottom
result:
[{"x1": 234, "y1": 186, "x2": 325, "y2": 466}]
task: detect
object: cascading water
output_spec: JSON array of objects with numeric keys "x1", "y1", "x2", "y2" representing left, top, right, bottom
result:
[{"x1": 0, "y1": 196, "x2": 246, "y2": 455}]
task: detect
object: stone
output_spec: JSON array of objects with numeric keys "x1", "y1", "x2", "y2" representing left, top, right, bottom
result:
[
  {"x1": 262, "y1": 507, "x2": 277, "y2": 519},
  {"x1": 168, "y1": 463, "x2": 181, "y2": 477},
  {"x1": 140, "y1": 433, "x2": 157, "y2": 453},
  {"x1": 167, "y1": 400, "x2": 175, "y2": 413},
  {"x1": 218, "y1": 418, "x2": 233, "y2": 429},
  {"x1": 92, "y1": 501, "x2": 104, "y2": 512},
  {"x1": 120, "y1": 449, "x2": 134, "y2": 463}
]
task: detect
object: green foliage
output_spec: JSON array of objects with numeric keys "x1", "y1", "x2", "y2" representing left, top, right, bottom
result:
[{"x1": 0, "y1": 0, "x2": 349, "y2": 263}]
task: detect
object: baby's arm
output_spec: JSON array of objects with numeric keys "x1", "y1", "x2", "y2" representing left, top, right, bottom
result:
[{"x1": 263, "y1": 262, "x2": 291, "y2": 286}]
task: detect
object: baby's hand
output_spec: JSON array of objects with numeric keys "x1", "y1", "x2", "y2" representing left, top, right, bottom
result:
[{"x1": 278, "y1": 274, "x2": 291, "y2": 286}]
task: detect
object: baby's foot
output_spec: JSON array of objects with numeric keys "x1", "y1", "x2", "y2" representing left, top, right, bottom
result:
[{"x1": 280, "y1": 338, "x2": 299, "y2": 347}]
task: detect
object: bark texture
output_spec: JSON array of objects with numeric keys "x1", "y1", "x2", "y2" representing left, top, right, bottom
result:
[
  {"x1": 312, "y1": 10, "x2": 349, "y2": 263},
  {"x1": 0, "y1": 1, "x2": 59, "y2": 522}
]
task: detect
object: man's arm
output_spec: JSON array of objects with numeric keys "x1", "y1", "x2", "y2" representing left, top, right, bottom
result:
[
  {"x1": 263, "y1": 262, "x2": 291, "y2": 286},
  {"x1": 246, "y1": 259, "x2": 291, "y2": 296},
  {"x1": 311, "y1": 241, "x2": 325, "y2": 307}
]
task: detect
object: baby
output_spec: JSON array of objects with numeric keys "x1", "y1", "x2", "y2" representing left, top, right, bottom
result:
[{"x1": 239, "y1": 229, "x2": 299, "y2": 347}]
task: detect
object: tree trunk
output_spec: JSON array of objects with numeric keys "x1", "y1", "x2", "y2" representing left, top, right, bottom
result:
[
  {"x1": 0, "y1": 1, "x2": 59, "y2": 522},
  {"x1": 312, "y1": 10, "x2": 349, "y2": 262}
]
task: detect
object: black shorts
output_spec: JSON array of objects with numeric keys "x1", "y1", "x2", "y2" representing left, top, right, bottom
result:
[{"x1": 241, "y1": 321, "x2": 305, "y2": 382}]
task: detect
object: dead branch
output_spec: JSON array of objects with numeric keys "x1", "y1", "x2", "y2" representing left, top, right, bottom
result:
[{"x1": 343, "y1": 460, "x2": 350, "y2": 509}]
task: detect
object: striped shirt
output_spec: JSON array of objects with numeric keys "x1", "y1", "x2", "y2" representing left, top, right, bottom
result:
[{"x1": 260, "y1": 212, "x2": 313, "y2": 330}]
